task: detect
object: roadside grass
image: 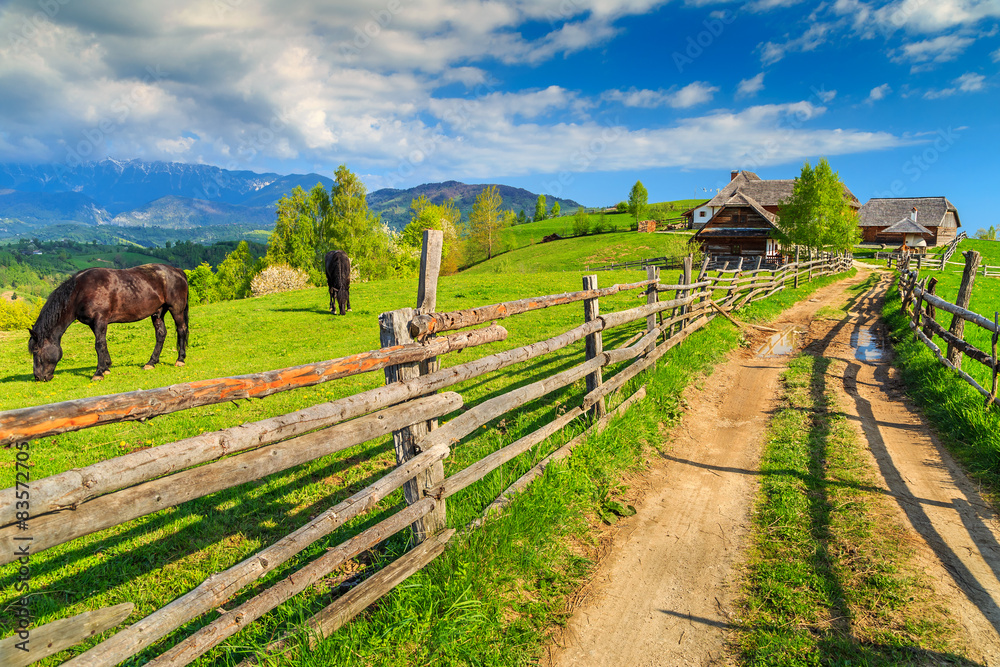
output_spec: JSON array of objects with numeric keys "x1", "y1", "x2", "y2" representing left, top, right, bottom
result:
[
  {"x1": 882, "y1": 279, "x2": 1000, "y2": 500},
  {"x1": 0, "y1": 254, "x2": 853, "y2": 664},
  {"x1": 735, "y1": 354, "x2": 971, "y2": 666}
]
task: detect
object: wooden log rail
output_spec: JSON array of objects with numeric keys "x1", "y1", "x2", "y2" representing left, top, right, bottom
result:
[
  {"x1": 0, "y1": 325, "x2": 506, "y2": 448},
  {"x1": 407, "y1": 279, "x2": 657, "y2": 338},
  {"x1": 62, "y1": 443, "x2": 452, "y2": 667},
  {"x1": 0, "y1": 393, "x2": 462, "y2": 565}
]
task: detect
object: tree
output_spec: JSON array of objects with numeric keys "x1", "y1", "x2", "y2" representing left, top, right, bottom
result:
[
  {"x1": 628, "y1": 181, "x2": 648, "y2": 227},
  {"x1": 777, "y1": 158, "x2": 859, "y2": 252},
  {"x1": 401, "y1": 195, "x2": 463, "y2": 274},
  {"x1": 615, "y1": 201, "x2": 628, "y2": 213},
  {"x1": 215, "y1": 241, "x2": 261, "y2": 300},
  {"x1": 572, "y1": 206, "x2": 591, "y2": 236},
  {"x1": 551, "y1": 201, "x2": 561, "y2": 218},
  {"x1": 534, "y1": 194, "x2": 547, "y2": 222},
  {"x1": 516, "y1": 210, "x2": 527, "y2": 225},
  {"x1": 975, "y1": 225, "x2": 997, "y2": 241},
  {"x1": 323, "y1": 165, "x2": 396, "y2": 280},
  {"x1": 467, "y1": 185, "x2": 514, "y2": 261},
  {"x1": 266, "y1": 185, "x2": 322, "y2": 283}
]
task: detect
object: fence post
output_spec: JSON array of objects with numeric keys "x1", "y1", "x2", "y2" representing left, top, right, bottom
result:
[
  {"x1": 808, "y1": 248, "x2": 813, "y2": 282},
  {"x1": 417, "y1": 230, "x2": 444, "y2": 430},
  {"x1": 922, "y1": 277, "x2": 937, "y2": 340},
  {"x1": 794, "y1": 247, "x2": 800, "y2": 289},
  {"x1": 646, "y1": 265, "x2": 660, "y2": 345},
  {"x1": 379, "y1": 309, "x2": 446, "y2": 544},
  {"x1": 679, "y1": 255, "x2": 693, "y2": 334},
  {"x1": 946, "y1": 251, "x2": 981, "y2": 370},
  {"x1": 916, "y1": 254, "x2": 923, "y2": 273},
  {"x1": 582, "y1": 275, "x2": 606, "y2": 419}
]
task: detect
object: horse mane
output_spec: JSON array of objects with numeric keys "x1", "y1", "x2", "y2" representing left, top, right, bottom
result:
[{"x1": 32, "y1": 273, "x2": 78, "y2": 338}]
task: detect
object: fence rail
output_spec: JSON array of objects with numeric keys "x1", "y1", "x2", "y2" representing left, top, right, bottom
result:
[
  {"x1": 895, "y1": 250, "x2": 999, "y2": 409},
  {"x1": 0, "y1": 232, "x2": 853, "y2": 666}
]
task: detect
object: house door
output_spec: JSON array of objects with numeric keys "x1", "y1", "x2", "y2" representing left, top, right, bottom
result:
[{"x1": 766, "y1": 238, "x2": 778, "y2": 256}]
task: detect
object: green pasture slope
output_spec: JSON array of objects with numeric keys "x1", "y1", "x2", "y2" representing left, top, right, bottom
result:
[
  {"x1": 466, "y1": 227, "x2": 696, "y2": 275},
  {"x1": 0, "y1": 236, "x2": 852, "y2": 665}
]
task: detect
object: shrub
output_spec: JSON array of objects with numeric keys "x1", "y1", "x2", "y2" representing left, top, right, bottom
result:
[
  {"x1": 0, "y1": 299, "x2": 41, "y2": 331},
  {"x1": 250, "y1": 264, "x2": 310, "y2": 297}
]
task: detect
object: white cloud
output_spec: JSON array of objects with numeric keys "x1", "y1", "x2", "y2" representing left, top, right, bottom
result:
[
  {"x1": 602, "y1": 82, "x2": 719, "y2": 108},
  {"x1": 924, "y1": 72, "x2": 987, "y2": 98},
  {"x1": 736, "y1": 73, "x2": 766, "y2": 99},
  {"x1": 992, "y1": 47, "x2": 1000, "y2": 61},
  {"x1": 758, "y1": 22, "x2": 832, "y2": 64},
  {"x1": 867, "y1": 83, "x2": 892, "y2": 102},
  {"x1": 894, "y1": 33, "x2": 975, "y2": 70}
]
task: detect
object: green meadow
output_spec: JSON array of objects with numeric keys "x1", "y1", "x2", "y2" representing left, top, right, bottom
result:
[{"x1": 0, "y1": 232, "x2": 852, "y2": 665}]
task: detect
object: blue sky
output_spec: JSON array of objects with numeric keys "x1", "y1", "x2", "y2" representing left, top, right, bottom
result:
[{"x1": 0, "y1": 0, "x2": 996, "y2": 233}]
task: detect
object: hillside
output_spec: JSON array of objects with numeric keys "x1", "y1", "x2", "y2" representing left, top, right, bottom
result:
[
  {"x1": 110, "y1": 196, "x2": 274, "y2": 229},
  {"x1": 368, "y1": 180, "x2": 582, "y2": 230}
]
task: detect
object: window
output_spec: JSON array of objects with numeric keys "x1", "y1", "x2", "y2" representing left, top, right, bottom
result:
[{"x1": 699, "y1": 211, "x2": 706, "y2": 218}]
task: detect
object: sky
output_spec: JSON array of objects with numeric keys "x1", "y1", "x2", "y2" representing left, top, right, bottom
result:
[{"x1": 0, "y1": 0, "x2": 996, "y2": 234}]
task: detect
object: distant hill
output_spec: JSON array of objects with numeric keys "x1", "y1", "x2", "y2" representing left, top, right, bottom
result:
[
  {"x1": 0, "y1": 159, "x2": 583, "y2": 244},
  {"x1": 368, "y1": 181, "x2": 582, "y2": 230}
]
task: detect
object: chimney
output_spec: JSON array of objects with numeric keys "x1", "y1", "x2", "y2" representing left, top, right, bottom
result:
[
  {"x1": 730, "y1": 170, "x2": 739, "y2": 181},
  {"x1": 911, "y1": 207, "x2": 918, "y2": 222}
]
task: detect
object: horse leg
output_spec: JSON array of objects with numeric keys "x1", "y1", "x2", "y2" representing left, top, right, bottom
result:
[
  {"x1": 144, "y1": 311, "x2": 167, "y2": 370},
  {"x1": 91, "y1": 321, "x2": 112, "y2": 380},
  {"x1": 170, "y1": 303, "x2": 188, "y2": 367},
  {"x1": 346, "y1": 287, "x2": 351, "y2": 312}
]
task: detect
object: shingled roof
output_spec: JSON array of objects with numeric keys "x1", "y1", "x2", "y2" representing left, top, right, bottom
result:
[
  {"x1": 706, "y1": 170, "x2": 860, "y2": 208},
  {"x1": 858, "y1": 197, "x2": 960, "y2": 228},
  {"x1": 882, "y1": 217, "x2": 932, "y2": 236}
]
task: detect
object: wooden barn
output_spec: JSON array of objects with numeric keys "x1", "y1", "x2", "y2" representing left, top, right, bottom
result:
[
  {"x1": 858, "y1": 197, "x2": 960, "y2": 247},
  {"x1": 688, "y1": 169, "x2": 860, "y2": 265}
]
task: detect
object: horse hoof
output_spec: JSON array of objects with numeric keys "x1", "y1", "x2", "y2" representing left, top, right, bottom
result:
[
  {"x1": 143, "y1": 364, "x2": 155, "y2": 371},
  {"x1": 102, "y1": 369, "x2": 111, "y2": 376},
  {"x1": 175, "y1": 361, "x2": 185, "y2": 368},
  {"x1": 91, "y1": 374, "x2": 103, "y2": 382}
]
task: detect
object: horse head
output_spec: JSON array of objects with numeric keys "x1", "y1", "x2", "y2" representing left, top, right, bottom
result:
[{"x1": 28, "y1": 328, "x2": 61, "y2": 382}]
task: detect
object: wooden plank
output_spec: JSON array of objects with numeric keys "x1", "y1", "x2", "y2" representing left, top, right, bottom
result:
[
  {"x1": 909, "y1": 322, "x2": 1000, "y2": 409},
  {"x1": 240, "y1": 529, "x2": 456, "y2": 664},
  {"x1": 583, "y1": 275, "x2": 606, "y2": 419},
  {"x1": 474, "y1": 386, "x2": 648, "y2": 527},
  {"x1": 914, "y1": 285, "x2": 998, "y2": 334},
  {"x1": 417, "y1": 230, "x2": 444, "y2": 429},
  {"x1": 440, "y1": 406, "x2": 585, "y2": 498},
  {"x1": 146, "y1": 498, "x2": 438, "y2": 666},
  {"x1": 0, "y1": 394, "x2": 461, "y2": 566},
  {"x1": 920, "y1": 317, "x2": 996, "y2": 370},
  {"x1": 0, "y1": 326, "x2": 502, "y2": 528},
  {"x1": 380, "y1": 309, "x2": 446, "y2": 543},
  {"x1": 407, "y1": 279, "x2": 657, "y2": 338},
  {"x1": 0, "y1": 603, "x2": 133, "y2": 667},
  {"x1": 0, "y1": 325, "x2": 503, "y2": 448},
  {"x1": 61, "y1": 443, "x2": 450, "y2": 667}
]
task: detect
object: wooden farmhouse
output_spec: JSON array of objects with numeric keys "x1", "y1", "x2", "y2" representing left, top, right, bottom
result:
[
  {"x1": 688, "y1": 170, "x2": 860, "y2": 265},
  {"x1": 858, "y1": 197, "x2": 960, "y2": 247}
]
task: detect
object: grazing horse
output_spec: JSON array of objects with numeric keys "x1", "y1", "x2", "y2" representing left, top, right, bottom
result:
[
  {"x1": 324, "y1": 250, "x2": 352, "y2": 315},
  {"x1": 28, "y1": 264, "x2": 189, "y2": 382}
]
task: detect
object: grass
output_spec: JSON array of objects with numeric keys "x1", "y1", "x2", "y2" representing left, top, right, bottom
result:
[
  {"x1": 464, "y1": 230, "x2": 695, "y2": 275},
  {"x1": 0, "y1": 247, "x2": 854, "y2": 664},
  {"x1": 735, "y1": 350, "x2": 971, "y2": 665}
]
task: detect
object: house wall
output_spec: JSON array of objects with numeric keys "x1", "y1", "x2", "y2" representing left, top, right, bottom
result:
[
  {"x1": 691, "y1": 205, "x2": 715, "y2": 229},
  {"x1": 694, "y1": 206, "x2": 776, "y2": 257}
]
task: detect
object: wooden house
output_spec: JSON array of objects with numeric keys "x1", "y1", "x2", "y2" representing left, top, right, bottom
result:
[
  {"x1": 881, "y1": 210, "x2": 933, "y2": 252},
  {"x1": 688, "y1": 170, "x2": 860, "y2": 264},
  {"x1": 858, "y1": 197, "x2": 960, "y2": 246}
]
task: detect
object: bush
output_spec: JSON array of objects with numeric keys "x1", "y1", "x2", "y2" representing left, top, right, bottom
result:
[
  {"x1": 250, "y1": 264, "x2": 310, "y2": 297},
  {"x1": 0, "y1": 299, "x2": 41, "y2": 331}
]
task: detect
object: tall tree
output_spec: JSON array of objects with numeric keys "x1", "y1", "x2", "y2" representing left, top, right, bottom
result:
[
  {"x1": 266, "y1": 185, "x2": 323, "y2": 283},
  {"x1": 777, "y1": 158, "x2": 859, "y2": 252},
  {"x1": 551, "y1": 201, "x2": 561, "y2": 218},
  {"x1": 322, "y1": 164, "x2": 395, "y2": 280},
  {"x1": 402, "y1": 195, "x2": 463, "y2": 274},
  {"x1": 628, "y1": 181, "x2": 648, "y2": 226},
  {"x1": 468, "y1": 185, "x2": 514, "y2": 261},
  {"x1": 534, "y1": 194, "x2": 547, "y2": 222}
]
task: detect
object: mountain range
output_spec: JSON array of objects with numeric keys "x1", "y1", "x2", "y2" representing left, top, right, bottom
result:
[{"x1": 0, "y1": 159, "x2": 582, "y2": 245}]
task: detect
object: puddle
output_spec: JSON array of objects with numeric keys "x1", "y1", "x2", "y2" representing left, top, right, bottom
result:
[
  {"x1": 851, "y1": 325, "x2": 885, "y2": 362},
  {"x1": 756, "y1": 327, "x2": 800, "y2": 358}
]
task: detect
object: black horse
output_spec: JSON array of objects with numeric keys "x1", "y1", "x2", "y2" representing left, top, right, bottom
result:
[
  {"x1": 324, "y1": 250, "x2": 351, "y2": 315},
  {"x1": 28, "y1": 264, "x2": 189, "y2": 382}
]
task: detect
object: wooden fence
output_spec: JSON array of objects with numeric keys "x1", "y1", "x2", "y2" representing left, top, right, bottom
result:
[
  {"x1": 877, "y1": 231, "x2": 969, "y2": 271},
  {"x1": 0, "y1": 232, "x2": 853, "y2": 666},
  {"x1": 895, "y1": 250, "x2": 999, "y2": 409}
]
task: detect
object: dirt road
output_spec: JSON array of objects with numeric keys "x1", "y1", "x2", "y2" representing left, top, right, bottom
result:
[{"x1": 544, "y1": 268, "x2": 1000, "y2": 666}]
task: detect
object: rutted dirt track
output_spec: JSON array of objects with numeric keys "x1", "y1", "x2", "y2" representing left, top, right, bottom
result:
[{"x1": 544, "y1": 268, "x2": 1000, "y2": 666}]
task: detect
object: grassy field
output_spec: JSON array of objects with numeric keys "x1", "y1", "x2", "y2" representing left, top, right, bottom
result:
[
  {"x1": 0, "y1": 245, "x2": 852, "y2": 664},
  {"x1": 464, "y1": 229, "x2": 696, "y2": 275},
  {"x1": 736, "y1": 345, "x2": 970, "y2": 665}
]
